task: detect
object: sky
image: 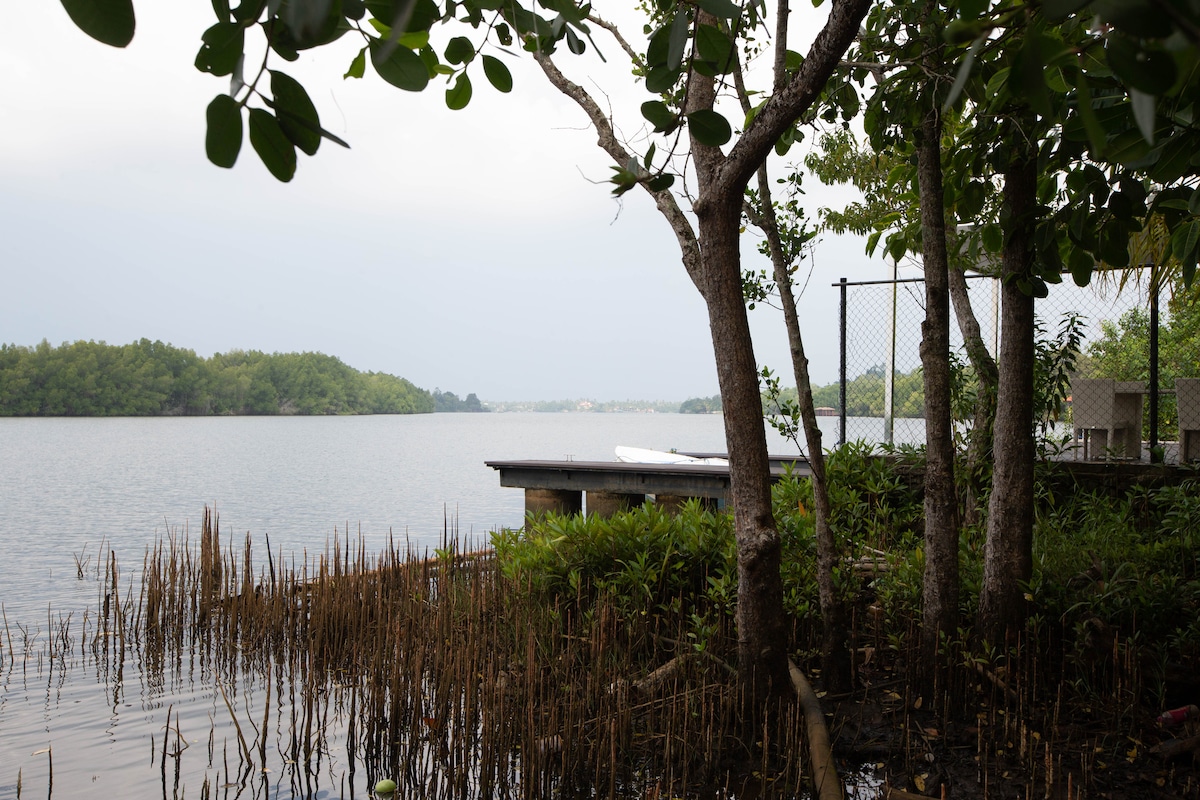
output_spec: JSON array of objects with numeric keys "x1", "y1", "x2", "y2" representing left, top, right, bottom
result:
[{"x1": 0, "y1": 4, "x2": 894, "y2": 402}]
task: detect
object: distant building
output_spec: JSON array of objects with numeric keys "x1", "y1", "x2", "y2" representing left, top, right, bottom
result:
[{"x1": 815, "y1": 407, "x2": 837, "y2": 417}]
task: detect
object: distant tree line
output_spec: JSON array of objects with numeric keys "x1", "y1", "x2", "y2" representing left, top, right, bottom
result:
[
  {"x1": 484, "y1": 399, "x2": 683, "y2": 413},
  {"x1": 432, "y1": 389, "x2": 485, "y2": 412},
  {"x1": 768, "y1": 366, "x2": 926, "y2": 419},
  {"x1": 1081, "y1": 293, "x2": 1200, "y2": 386},
  {"x1": 679, "y1": 394, "x2": 722, "y2": 414},
  {"x1": 0, "y1": 339, "x2": 435, "y2": 416}
]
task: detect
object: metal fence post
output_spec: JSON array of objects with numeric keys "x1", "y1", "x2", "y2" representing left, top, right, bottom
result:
[
  {"x1": 839, "y1": 277, "x2": 847, "y2": 446},
  {"x1": 1150, "y1": 263, "x2": 1161, "y2": 461}
]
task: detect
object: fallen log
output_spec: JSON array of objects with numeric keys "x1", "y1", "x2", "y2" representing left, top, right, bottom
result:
[
  {"x1": 789, "y1": 661, "x2": 843, "y2": 800},
  {"x1": 1152, "y1": 734, "x2": 1200, "y2": 760},
  {"x1": 882, "y1": 786, "x2": 935, "y2": 800}
]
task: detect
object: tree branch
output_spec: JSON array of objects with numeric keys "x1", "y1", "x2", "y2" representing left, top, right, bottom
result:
[
  {"x1": 586, "y1": 14, "x2": 644, "y2": 69},
  {"x1": 531, "y1": 50, "x2": 704, "y2": 291},
  {"x1": 721, "y1": 0, "x2": 872, "y2": 195}
]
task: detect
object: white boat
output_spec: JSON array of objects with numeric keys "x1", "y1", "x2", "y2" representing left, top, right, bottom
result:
[{"x1": 614, "y1": 446, "x2": 729, "y2": 466}]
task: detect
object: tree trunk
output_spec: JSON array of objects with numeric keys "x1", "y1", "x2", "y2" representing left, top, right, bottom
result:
[
  {"x1": 750, "y1": 164, "x2": 850, "y2": 692},
  {"x1": 977, "y1": 139, "x2": 1037, "y2": 647},
  {"x1": 534, "y1": 0, "x2": 873, "y2": 709},
  {"x1": 690, "y1": 44, "x2": 794, "y2": 699},
  {"x1": 702, "y1": 203, "x2": 794, "y2": 702},
  {"x1": 947, "y1": 258, "x2": 997, "y2": 526},
  {"x1": 915, "y1": 99, "x2": 959, "y2": 675}
]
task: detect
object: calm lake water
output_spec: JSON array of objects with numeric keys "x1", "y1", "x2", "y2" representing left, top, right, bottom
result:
[{"x1": 0, "y1": 412, "x2": 897, "y2": 798}]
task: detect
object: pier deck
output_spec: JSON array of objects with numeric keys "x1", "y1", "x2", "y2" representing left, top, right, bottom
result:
[{"x1": 485, "y1": 455, "x2": 811, "y2": 518}]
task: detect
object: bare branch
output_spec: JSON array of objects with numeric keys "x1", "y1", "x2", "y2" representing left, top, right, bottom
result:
[
  {"x1": 586, "y1": 14, "x2": 643, "y2": 69},
  {"x1": 721, "y1": 0, "x2": 872, "y2": 195},
  {"x1": 773, "y1": 0, "x2": 789, "y2": 93},
  {"x1": 531, "y1": 51, "x2": 704, "y2": 290}
]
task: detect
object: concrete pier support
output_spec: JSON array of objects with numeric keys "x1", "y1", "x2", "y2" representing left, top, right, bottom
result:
[
  {"x1": 585, "y1": 491, "x2": 645, "y2": 517},
  {"x1": 525, "y1": 488, "x2": 582, "y2": 519},
  {"x1": 653, "y1": 495, "x2": 719, "y2": 514}
]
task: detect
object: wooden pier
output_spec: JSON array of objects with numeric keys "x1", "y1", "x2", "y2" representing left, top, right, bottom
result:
[{"x1": 485, "y1": 455, "x2": 811, "y2": 518}]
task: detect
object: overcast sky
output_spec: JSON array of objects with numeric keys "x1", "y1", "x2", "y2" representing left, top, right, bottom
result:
[{"x1": 1, "y1": 4, "x2": 896, "y2": 402}]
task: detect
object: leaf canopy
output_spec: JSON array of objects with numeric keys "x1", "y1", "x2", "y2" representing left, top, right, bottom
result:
[{"x1": 60, "y1": 0, "x2": 135, "y2": 47}]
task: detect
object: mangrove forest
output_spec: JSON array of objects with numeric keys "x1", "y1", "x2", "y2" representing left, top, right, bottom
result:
[{"x1": 0, "y1": 339, "x2": 435, "y2": 416}]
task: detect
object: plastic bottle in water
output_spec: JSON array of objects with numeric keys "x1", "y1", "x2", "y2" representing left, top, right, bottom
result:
[{"x1": 1156, "y1": 705, "x2": 1200, "y2": 726}]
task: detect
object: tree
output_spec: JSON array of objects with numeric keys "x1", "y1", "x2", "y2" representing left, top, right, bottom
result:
[
  {"x1": 61, "y1": 0, "x2": 874, "y2": 707},
  {"x1": 531, "y1": 0, "x2": 872, "y2": 703}
]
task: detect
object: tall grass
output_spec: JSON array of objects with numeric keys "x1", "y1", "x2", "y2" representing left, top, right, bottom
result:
[{"x1": 7, "y1": 454, "x2": 1198, "y2": 799}]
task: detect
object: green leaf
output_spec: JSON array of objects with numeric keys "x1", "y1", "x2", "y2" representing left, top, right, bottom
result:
[
  {"x1": 60, "y1": 0, "x2": 135, "y2": 47},
  {"x1": 1106, "y1": 36, "x2": 1177, "y2": 94},
  {"x1": 195, "y1": 22, "x2": 244, "y2": 76},
  {"x1": 482, "y1": 55, "x2": 512, "y2": 92},
  {"x1": 248, "y1": 108, "x2": 297, "y2": 182},
  {"x1": 646, "y1": 173, "x2": 675, "y2": 192},
  {"x1": 1189, "y1": 187, "x2": 1200, "y2": 216},
  {"x1": 944, "y1": 35, "x2": 984, "y2": 110},
  {"x1": 865, "y1": 230, "x2": 882, "y2": 256},
  {"x1": 283, "y1": 0, "x2": 335, "y2": 40},
  {"x1": 369, "y1": 37, "x2": 430, "y2": 91},
  {"x1": 445, "y1": 36, "x2": 474, "y2": 65},
  {"x1": 643, "y1": 142, "x2": 656, "y2": 170},
  {"x1": 1149, "y1": 133, "x2": 1194, "y2": 184},
  {"x1": 686, "y1": 109, "x2": 731, "y2": 147},
  {"x1": 646, "y1": 64, "x2": 683, "y2": 94},
  {"x1": 232, "y1": 0, "x2": 266, "y2": 23},
  {"x1": 1068, "y1": 245, "x2": 1095, "y2": 285},
  {"x1": 271, "y1": 70, "x2": 321, "y2": 155},
  {"x1": 667, "y1": 9, "x2": 689, "y2": 71},
  {"x1": 943, "y1": 19, "x2": 984, "y2": 45},
  {"x1": 446, "y1": 72, "x2": 472, "y2": 110},
  {"x1": 366, "y1": 0, "x2": 440, "y2": 35},
  {"x1": 1073, "y1": 69, "x2": 1107, "y2": 158},
  {"x1": 886, "y1": 234, "x2": 907, "y2": 263},
  {"x1": 1094, "y1": 0, "x2": 1175, "y2": 38},
  {"x1": 1129, "y1": 88, "x2": 1157, "y2": 144},
  {"x1": 1106, "y1": 128, "x2": 1152, "y2": 166},
  {"x1": 697, "y1": 0, "x2": 741, "y2": 21},
  {"x1": 1098, "y1": 221, "x2": 1131, "y2": 266},
  {"x1": 565, "y1": 27, "x2": 586, "y2": 55},
  {"x1": 346, "y1": 47, "x2": 367, "y2": 78},
  {"x1": 982, "y1": 223, "x2": 1003, "y2": 253},
  {"x1": 609, "y1": 165, "x2": 638, "y2": 196},
  {"x1": 958, "y1": 180, "x2": 985, "y2": 220},
  {"x1": 205, "y1": 94, "x2": 243, "y2": 168},
  {"x1": 985, "y1": 67, "x2": 1010, "y2": 104},
  {"x1": 695, "y1": 24, "x2": 735, "y2": 74},
  {"x1": 1043, "y1": 0, "x2": 1090, "y2": 20},
  {"x1": 1012, "y1": 33, "x2": 1052, "y2": 117},
  {"x1": 212, "y1": 0, "x2": 232, "y2": 20},
  {"x1": 641, "y1": 100, "x2": 677, "y2": 133},
  {"x1": 1171, "y1": 220, "x2": 1200, "y2": 263}
]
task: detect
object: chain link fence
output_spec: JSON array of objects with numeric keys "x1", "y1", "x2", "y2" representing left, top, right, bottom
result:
[{"x1": 833, "y1": 271, "x2": 1200, "y2": 464}]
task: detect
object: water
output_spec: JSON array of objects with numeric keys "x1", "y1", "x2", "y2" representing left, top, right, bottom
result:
[{"x1": 0, "y1": 412, "x2": 895, "y2": 798}]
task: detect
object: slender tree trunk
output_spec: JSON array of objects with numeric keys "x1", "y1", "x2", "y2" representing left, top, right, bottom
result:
[
  {"x1": 977, "y1": 137, "x2": 1038, "y2": 647},
  {"x1": 535, "y1": 0, "x2": 872, "y2": 709},
  {"x1": 947, "y1": 258, "x2": 998, "y2": 525},
  {"x1": 700, "y1": 200, "x2": 795, "y2": 702},
  {"x1": 915, "y1": 98, "x2": 959, "y2": 675},
  {"x1": 690, "y1": 47, "x2": 794, "y2": 701},
  {"x1": 750, "y1": 164, "x2": 850, "y2": 692}
]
